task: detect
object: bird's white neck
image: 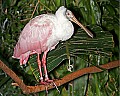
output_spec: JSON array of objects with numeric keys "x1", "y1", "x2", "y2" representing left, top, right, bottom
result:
[
  {"x1": 55, "y1": 14, "x2": 68, "y2": 22},
  {"x1": 54, "y1": 15, "x2": 74, "y2": 41}
]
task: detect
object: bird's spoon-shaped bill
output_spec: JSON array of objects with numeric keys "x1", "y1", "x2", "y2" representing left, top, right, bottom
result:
[{"x1": 70, "y1": 15, "x2": 93, "y2": 38}]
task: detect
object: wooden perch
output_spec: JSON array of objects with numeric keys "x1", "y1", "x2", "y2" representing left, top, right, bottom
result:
[{"x1": 0, "y1": 60, "x2": 119, "y2": 94}]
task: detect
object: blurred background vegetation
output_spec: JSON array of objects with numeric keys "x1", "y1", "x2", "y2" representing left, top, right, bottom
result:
[{"x1": 0, "y1": 0, "x2": 119, "y2": 96}]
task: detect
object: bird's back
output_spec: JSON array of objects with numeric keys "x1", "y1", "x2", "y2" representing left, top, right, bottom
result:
[{"x1": 13, "y1": 14, "x2": 57, "y2": 64}]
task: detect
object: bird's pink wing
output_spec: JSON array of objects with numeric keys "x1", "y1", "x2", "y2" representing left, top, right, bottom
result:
[{"x1": 13, "y1": 15, "x2": 54, "y2": 64}]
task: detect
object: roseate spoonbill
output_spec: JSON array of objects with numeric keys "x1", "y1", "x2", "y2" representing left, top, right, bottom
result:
[{"x1": 12, "y1": 6, "x2": 93, "y2": 84}]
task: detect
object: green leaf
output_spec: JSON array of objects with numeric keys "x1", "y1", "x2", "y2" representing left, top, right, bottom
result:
[
  {"x1": 0, "y1": 77, "x2": 11, "y2": 87},
  {"x1": 78, "y1": 0, "x2": 101, "y2": 25},
  {"x1": 0, "y1": 0, "x2": 119, "y2": 95},
  {"x1": 28, "y1": 25, "x2": 113, "y2": 81}
]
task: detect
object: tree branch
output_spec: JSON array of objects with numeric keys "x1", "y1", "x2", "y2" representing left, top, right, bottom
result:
[{"x1": 0, "y1": 60, "x2": 119, "y2": 94}]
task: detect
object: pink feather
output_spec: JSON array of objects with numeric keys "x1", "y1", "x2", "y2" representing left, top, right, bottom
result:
[{"x1": 13, "y1": 15, "x2": 54, "y2": 65}]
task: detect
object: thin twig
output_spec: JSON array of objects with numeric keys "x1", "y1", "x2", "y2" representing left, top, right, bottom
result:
[
  {"x1": 20, "y1": 0, "x2": 53, "y2": 22},
  {"x1": 0, "y1": 60, "x2": 119, "y2": 94},
  {"x1": 20, "y1": 0, "x2": 40, "y2": 22},
  {"x1": 39, "y1": 1, "x2": 52, "y2": 11},
  {"x1": 20, "y1": 18, "x2": 31, "y2": 22},
  {"x1": 30, "y1": 0, "x2": 40, "y2": 19},
  {"x1": 84, "y1": 55, "x2": 91, "y2": 96}
]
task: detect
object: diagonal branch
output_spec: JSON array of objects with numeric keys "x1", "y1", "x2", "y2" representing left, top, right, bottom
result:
[
  {"x1": 30, "y1": 0, "x2": 40, "y2": 19},
  {"x1": 0, "y1": 60, "x2": 119, "y2": 94}
]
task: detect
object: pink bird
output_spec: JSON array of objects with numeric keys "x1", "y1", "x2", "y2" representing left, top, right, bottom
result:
[{"x1": 12, "y1": 6, "x2": 93, "y2": 84}]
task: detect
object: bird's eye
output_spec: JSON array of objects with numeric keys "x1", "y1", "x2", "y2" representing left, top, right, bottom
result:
[
  {"x1": 66, "y1": 10, "x2": 72, "y2": 17},
  {"x1": 66, "y1": 10, "x2": 73, "y2": 19},
  {"x1": 67, "y1": 12, "x2": 70, "y2": 15}
]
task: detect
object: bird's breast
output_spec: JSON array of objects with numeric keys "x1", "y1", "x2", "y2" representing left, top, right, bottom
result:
[
  {"x1": 46, "y1": 18, "x2": 74, "y2": 51},
  {"x1": 55, "y1": 20, "x2": 74, "y2": 41}
]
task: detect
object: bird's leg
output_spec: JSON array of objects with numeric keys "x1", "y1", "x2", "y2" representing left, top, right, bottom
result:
[
  {"x1": 42, "y1": 51, "x2": 53, "y2": 83},
  {"x1": 42, "y1": 51, "x2": 60, "y2": 93},
  {"x1": 37, "y1": 53, "x2": 45, "y2": 84}
]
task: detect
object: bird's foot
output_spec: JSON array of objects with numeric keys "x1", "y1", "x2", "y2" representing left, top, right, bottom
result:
[
  {"x1": 40, "y1": 79, "x2": 53, "y2": 85},
  {"x1": 45, "y1": 79, "x2": 53, "y2": 83},
  {"x1": 40, "y1": 79, "x2": 60, "y2": 93}
]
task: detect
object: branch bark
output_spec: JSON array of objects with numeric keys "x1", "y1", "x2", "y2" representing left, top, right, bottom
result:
[{"x1": 0, "y1": 60, "x2": 119, "y2": 94}]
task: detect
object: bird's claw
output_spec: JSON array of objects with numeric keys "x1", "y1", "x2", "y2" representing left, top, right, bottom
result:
[
  {"x1": 40, "y1": 79, "x2": 53, "y2": 85},
  {"x1": 40, "y1": 79, "x2": 60, "y2": 93}
]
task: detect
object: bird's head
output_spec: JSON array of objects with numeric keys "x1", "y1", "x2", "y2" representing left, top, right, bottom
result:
[
  {"x1": 65, "y1": 10, "x2": 75, "y2": 21},
  {"x1": 55, "y1": 6, "x2": 78, "y2": 22},
  {"x1": 55, "y1": 6, "x2": 80, "y2": 25},
  {"x1": 56, "y1": 6, "x2": 93, "y2": 38}
]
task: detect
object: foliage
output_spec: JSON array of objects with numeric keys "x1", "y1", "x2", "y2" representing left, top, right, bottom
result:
[{"x1": 0, "y1": 0, "x2": 119, "y2": 96}]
